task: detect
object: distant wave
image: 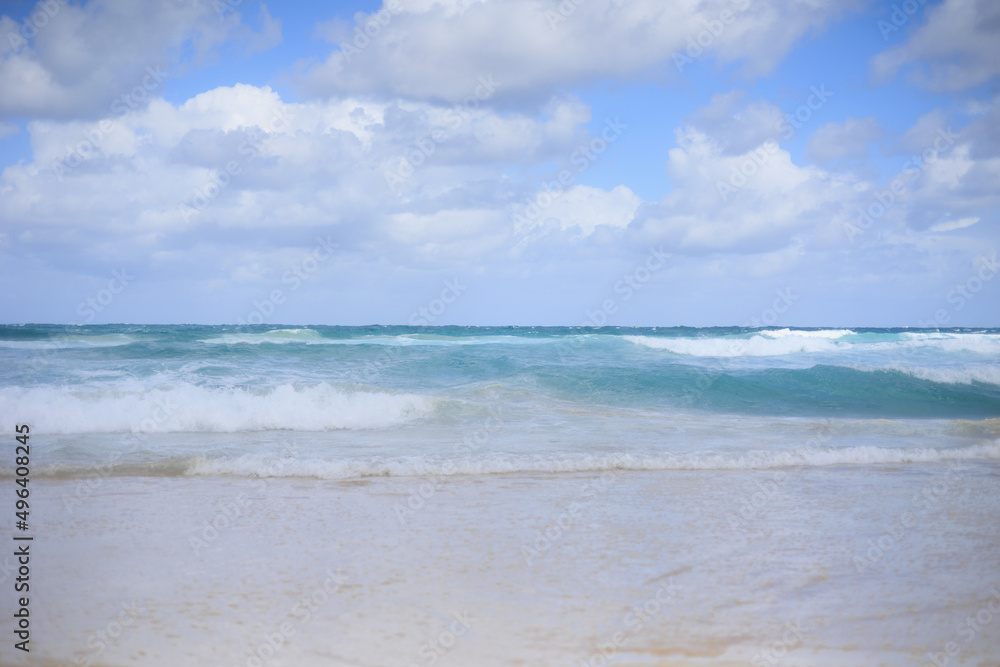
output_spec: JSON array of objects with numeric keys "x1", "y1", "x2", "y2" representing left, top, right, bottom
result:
[
  {"x1": 0, "y1": 333, "x2": 140, "y2": 349},
  {"x1": 626, "y1": 330, "x2": 1000, "y2": 357},
  {"x1": 0, "y1": 382, "x2": 435, "y2": 433},
  {"x1": 897, "y1": 332, "x2": 1000, "y2": 355},
  {"x1": 761, "y1": 328, "x2": 856, "y2": 339},
  {"x1": 862, "y1": 365, "x2": 1000, "y2": 387},
  {"x1": 624, "y1": 332, "x2": 850, "y2": 356},
  {"x1": 20, "y1": 441, "x2": 1000, "y2": 480},
  {"x1": 199, "y1": 329, "x2": 327, "y2": 345},
  {"x1": 200, "y1": 330, "x2": 564, "y2": 346}
]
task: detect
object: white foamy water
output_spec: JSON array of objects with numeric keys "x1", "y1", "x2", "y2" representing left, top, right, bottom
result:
[
  {"x1": 0, "y1": 333, "x2": 140, "y2": 348},
  {"x1": 624, "y1": 332, "x2": 847, "y2": 356},
  {"x1": 0, "y1": 382, "x2": 436, "y2": 433},
  {"x1": 899, "y1": 331, "x2": 1000, "y2": 354},
  {"x1": 201, "y1": 330, "x2": 566, "y2": 346},
  {"x1": 867, "y1": 364, "x2": 1000, "y2": 386},
  {"x1": 180, "y1": 441, "x2": 1000, "y2": 479}
]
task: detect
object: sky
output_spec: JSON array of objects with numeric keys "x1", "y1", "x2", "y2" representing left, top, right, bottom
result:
[{"x1": 0, "y1": 0, "x2": 998, "y2": 327}]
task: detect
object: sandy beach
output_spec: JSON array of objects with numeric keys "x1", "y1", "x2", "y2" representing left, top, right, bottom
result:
[{"x1": 4, "y1": 462, "x2": 999, "y2": 667}]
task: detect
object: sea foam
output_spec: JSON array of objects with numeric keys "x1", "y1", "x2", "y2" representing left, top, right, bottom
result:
[
  {"x1": 167, "y1": 441, "x2": 1000, "y2": 479},
  {"x1": 0, "y1": 382, "x2": 435, "y2": 433},
  {"x1": 624, "y1": 333, "x2": 846, "y2": 356}
]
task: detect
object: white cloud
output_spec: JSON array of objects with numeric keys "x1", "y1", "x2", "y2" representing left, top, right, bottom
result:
[
  {"x1": 518, "y1": 184, "x2": 642, "y2": 238},
  {"x1": 687, "y1": 90, "x2": 786, "y2": 155},
  {"x1": 892, "y1": 109, "x2": 950, "y2": 154},
  {"x1": 0, "y1": 83, "x2": 605, "y2": 272},
  {"x1": 631, "y1": 124, "x2": 859, "y2": 252},
  {"x1": 963, "y1": 94, "x2": 1000, "y2": 160},
  {"x1": 2, "y1": 75, "x2": 998, "y2": 326},
  {"x1": 297, "y1": 0, "x2": 860, "y2": 106},
  {"x1": 929, "y1": 216, "x2": 979, "y2": 232},
  {"x1": 807, "y1": 117, "x2": 882, "y2": 163},
  {"x1": 871, "y1": 0, "x2": 1000, "y2": 91},
  {"x1": 0, "y1": 0, "x2": 280, "y2": 120}
]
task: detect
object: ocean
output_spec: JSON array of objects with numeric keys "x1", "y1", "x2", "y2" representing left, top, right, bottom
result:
[{"x1": 1, "y1": 324, "x2": 999, "y2": 666}]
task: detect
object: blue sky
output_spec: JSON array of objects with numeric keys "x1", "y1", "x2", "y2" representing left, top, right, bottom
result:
[{"x1": 0, "y1": 0, "x2": 998, "y2": 326}]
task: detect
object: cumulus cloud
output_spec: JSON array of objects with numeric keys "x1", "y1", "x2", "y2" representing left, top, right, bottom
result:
[
  {"x1": 686, "y1": 90, "x2": 786, "y2": 155},
  {"x1": 0, "y1": 0, "x2": 281, "y2": 120},
  {"x1": 962, "y1": 94, "x2": 1000, "y2": 160},
  {"x1": 871, "y1": 0, "x2": 1000, "y2": 91},
  {"x1": 633, "y1": 127, "x2": 859, "y2": 252},
  {"x1": 5, "y1": 82, "x2": 996, "y2": 290},
  {"x1": 892, "y1": 109, "x2": 951, "y2": 155},
  {"x1": 296, "y1": 0, "x2": 860, "y2": 106},
  {"x1": 515, "y1": 184, "x2": 642, "y2": 239},
  {"x1": 0, "y1": 83, "x2": 612, "y2": 278},
  {"x1": 807, "y1": 117, "x2": 882, "y2": 163}
]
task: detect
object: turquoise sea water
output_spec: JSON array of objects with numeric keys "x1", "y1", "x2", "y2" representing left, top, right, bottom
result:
[{"x1": 1, "y1": 324, "x2": 998, "y2": 478}]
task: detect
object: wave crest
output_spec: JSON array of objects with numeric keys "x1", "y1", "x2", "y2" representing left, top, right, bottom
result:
[
  {"x1": 624, "y1": 334, "x2": 844, "y2": 357},
  {"x1": 0, "y1": 382, "x2": 435, "y2": 433}
]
